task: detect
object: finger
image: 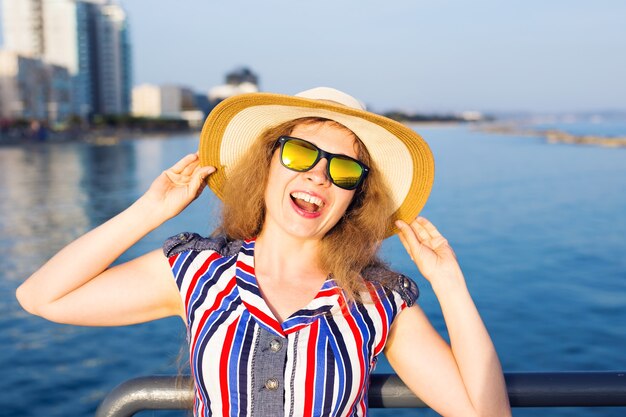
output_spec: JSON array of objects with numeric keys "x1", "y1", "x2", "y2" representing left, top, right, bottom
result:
[
  {"x1": 397, "y1": 220, "x2": 434, "y2": 272},
  {"x1": 428, "y1": 235, "x2": 450, "y2": 251},
  {"x1": 415, "y1": 216, "x2": 443, "y2": 238},
  {"x1": 191, "y1": 166, "x2": 216, "y2": 190},
  {"x1": 198, "y1": 165, "x2": 216, "y2": 181},
  {"x1": 409, "y1": 220, "x2": 431, "y2": 243},
  {"x1": 170, "y1": 153, "x2": 198, "y2": 174},
  {"x1": 181, "y1": 158, "x2": 201, "y2": 177},
  {"x1": 396, "y1": 228, "x2": 414, "y2": 262},
  {"x1": 395, "y1": 220, "x2": 422, "y2": 255}
]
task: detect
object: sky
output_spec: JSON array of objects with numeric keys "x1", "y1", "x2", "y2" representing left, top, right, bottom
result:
[{"x1": 2, "y1": 0, "x2": 626, "y2": 113}]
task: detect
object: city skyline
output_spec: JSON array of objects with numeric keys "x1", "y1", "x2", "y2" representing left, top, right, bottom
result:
[
  {"x1": 0, "y1": 0, "x2": 131, "y2": 120},
  {"x1": 2, "y1": 0, "x2": 625, "y2": 114}
]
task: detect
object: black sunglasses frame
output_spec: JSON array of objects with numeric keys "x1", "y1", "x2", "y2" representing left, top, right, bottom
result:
[{"x1": 276, "y1": 136, "x2": 370, "y2": 190}]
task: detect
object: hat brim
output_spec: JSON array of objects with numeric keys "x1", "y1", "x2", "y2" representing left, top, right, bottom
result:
[{"x1": 199, "y1": 92, "x2": 434, "y2": 237}]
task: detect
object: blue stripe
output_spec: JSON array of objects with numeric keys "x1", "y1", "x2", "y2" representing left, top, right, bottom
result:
[
  {"x1": 241, "y1": 240, "x2": 255, "y2": 251},
  {"x1": 312, "y1": 330, "x2": 326, "y2": 416},
  {"x1": 321, "y1": 339, "x2": 335, "y2": 416},
  {"x1": 356, "y1": 303, "x2": 376, "y2": 363},
  {"x1": 322, "y1": 317, "x2": 350, "y2": 416},
  {"x1": 376, "y1": 284, "x2": 397, "y2": 328},
  {"x1": 228, "y1": 313, "x2": 251, "y2": 417},
  {"x1": 237, "y1": 314, "x2": 255, "y2": 417},
  {"x1": 282, "y1": 305, "x2": 333, "y2": 330},
  {"x1": 172, "y1": 250, "x2": 195, "y2": 289},
  {"x1": 235, "y1": 276, "x2": 259, "y2": 293}
]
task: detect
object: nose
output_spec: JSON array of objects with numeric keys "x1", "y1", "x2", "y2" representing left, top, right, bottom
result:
[{"x1": 305, "y1": 157, "x2": 331, "y2": 186}]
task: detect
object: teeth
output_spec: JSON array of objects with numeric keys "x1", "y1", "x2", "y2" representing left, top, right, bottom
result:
[{"x1": 290, "y1": 192, "x2": 324, "y2": 208}]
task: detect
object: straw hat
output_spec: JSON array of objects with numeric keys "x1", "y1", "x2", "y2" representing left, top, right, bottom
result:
[{"x1": 199, "y1": 87, "x2": 435, "y2": 237}]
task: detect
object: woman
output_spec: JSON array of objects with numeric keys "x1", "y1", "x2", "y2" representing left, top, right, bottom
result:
[{"x1": 16, "y1": 87, "x2": 511, "y2": 416}]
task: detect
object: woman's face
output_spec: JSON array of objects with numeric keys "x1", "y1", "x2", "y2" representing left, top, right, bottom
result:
[{"x1": 263, "y1": 122, "x2": 360, "y2": 241}]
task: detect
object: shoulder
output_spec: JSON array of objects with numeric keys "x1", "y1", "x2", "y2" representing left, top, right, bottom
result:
[
  {"x1": 162, "y1": 232, "x2": 244, "y2": 258},
  {"x1": 362, "y1": 263, "x2": 419, "y2": 308}
]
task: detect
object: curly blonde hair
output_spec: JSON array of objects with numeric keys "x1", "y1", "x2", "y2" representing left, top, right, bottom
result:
[{"x1": 218, "y1": 117, "x2": 394, "y2": 299}]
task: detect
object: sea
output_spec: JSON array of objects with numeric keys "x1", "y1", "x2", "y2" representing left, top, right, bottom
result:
[{"x1": 1, "y1": 120, "x2": 625, "y2": 417}]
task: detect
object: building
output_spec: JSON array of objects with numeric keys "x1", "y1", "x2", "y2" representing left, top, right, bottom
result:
[
  {"x1": 225, "y1": 67, "x2": 258, "y2": 86},
  {"x1": 1, "y1": 0, "x2": 132, "y2": 118},
  {"x1": 94, "y1": 1, "x2": 131, "y2": 114},
  {"x1": 132, "y1": 84, "x2": 204, "y2": 128},
  {"x1": 41, "y1": 0, "x2": 98, "y2": 117},
  {"x1": 132, "y1": 84, "x2": 181, "y2": 118},
  {"x1": 44, "y1": 63, "x2": 73, "y2": 123},
  {"x1": 0, "y1": 50, "x2": 71, "y2": 123},
  {"x1": 208, "y1": 67, "x2": 260, "y2": 109},
  {"x1": 1, "y1": 0, "x2": 45, "y2": 56}
]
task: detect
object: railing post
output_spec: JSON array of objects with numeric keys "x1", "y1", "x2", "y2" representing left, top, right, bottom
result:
[{"x1": 95, "y1": 376, "x2": 193, "y2": 417}]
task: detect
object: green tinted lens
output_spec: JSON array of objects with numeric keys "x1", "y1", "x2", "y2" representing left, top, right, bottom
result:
[
  {"x1": 282, "y1": 139, "x2": 319, "y2": 171},
  {"x1": 329, "y1": 156, "x2": 364, "y2": 189}
]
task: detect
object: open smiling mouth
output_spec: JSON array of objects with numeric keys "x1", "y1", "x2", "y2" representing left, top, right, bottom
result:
[{"x1": 290, "y1": 192, "x2": 324, "y2": 213}]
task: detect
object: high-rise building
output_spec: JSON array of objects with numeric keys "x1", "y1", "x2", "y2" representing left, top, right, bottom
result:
[
  {"x1": 95, "y1": 2, "x2": 131, "y2": 114},
  {"x1": 41, "y1": 0, "x2": 98, "y2": 116},
  {"x1": 1, "y1": 0, "x2": 45, "y2": 56},
  {"x1": 1, "y1": 0, "x2": 131, "y2": 118}
]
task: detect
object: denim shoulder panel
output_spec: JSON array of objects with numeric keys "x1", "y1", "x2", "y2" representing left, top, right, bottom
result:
[
  {"x1": 362, "y1": 264, "x2": 419, "y2": 307},
  {"x1": 162, "y1": 232, "x2": 244, "y2": 258}
]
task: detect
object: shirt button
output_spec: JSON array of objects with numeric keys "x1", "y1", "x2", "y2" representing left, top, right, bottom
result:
[
  {"x1": 265, "y1": 378, "x2": 279, "y2": 391},
  {"x1": 269, "y1": 339, "x2": 282, "y2": 352}
]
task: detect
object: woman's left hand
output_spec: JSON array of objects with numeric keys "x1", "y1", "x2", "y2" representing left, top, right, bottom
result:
[
  {"x1": 395, "y1": 217, "x2": 464, "y2": 287},
  {"x1": 392, "y1": 216, "x2": 512, "y2": 417}
]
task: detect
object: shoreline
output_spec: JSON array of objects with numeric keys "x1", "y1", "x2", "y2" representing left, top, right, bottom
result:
[
  {"x1": 476, "y1": 124, "x2": 626, "y2": 148},
  {"x1": 0, "y1": 127, "x2": 201, "y2": 147},
  {"x1": 4, "y1": 122, "x2": 626, "y2": 149}
]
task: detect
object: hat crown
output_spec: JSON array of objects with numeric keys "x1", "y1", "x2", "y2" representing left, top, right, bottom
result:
[{"x1": 295, "y1": 87, "x2": 367, "y2": 111}]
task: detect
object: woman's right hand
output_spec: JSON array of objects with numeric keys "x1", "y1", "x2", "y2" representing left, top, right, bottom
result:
[{"x1": 142, "y1": 152, "x2": 216, "y2": 220}]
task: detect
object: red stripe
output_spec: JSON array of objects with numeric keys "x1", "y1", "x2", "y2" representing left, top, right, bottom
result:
[
  {"x1": 185, "y1": 252, "x2": 221, "y2": 309},
  {"x1": 236, "y1": 258, "x2": 255, "y2": 275},
  {"x1": 341, "y1": 298, "x2": 366, "y2": 414},
  {"x1": 219, "y1": 316, "x2": 240, "y2": 416},
  {"x1": 367, "y1": 282, "x2": 389, "y2": 356},
  {"x1": 284, "y1": 322, "x2": 310, "y2": 335},
  {"x1": 316, "y1": 287, "x2": 339, "y2": 298},
  {"x1": 303, "y1": 321, "x2": 319, "y2": 417},
  {"x1": 191, "y1": 277, "x2": 237, "y2": 352},
  {"x1": 168, "y1": 252, "x2": 179, "y2": 266},
  {"x1": 242, "y1": 301, "x2": 284, "y2": 336}
]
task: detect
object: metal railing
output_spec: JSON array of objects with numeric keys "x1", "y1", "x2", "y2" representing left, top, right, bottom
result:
[{"x1": 96, "y1": 372, "x2": 626, "y2": 417}]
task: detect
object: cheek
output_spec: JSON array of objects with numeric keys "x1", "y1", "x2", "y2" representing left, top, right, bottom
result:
[
  {"x1": 335, "y1": 189, "x2": 356, "y2": 213},
  {"x1": 264, "y1": 154, "x2": 293, "y2": 201}
]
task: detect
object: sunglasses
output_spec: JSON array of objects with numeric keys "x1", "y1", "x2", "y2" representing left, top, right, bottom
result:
[{"x1": 276, "y1": 136, "x2": 369, "y2": 190}]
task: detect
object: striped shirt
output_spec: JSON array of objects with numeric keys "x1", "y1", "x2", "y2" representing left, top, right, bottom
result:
[{"x1": 164, "y1": 232, "x2": 418, "y2": 417}]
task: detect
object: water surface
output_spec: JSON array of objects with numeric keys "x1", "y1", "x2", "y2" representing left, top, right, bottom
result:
[{"x1": 1, "y1": 126, "x2": 625, "y2": 416}]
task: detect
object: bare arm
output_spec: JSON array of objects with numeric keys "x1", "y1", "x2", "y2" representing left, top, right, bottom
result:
[
  {"x1": 385, "y1": 217, "x2": 511, "y2": 417},
  {"x1": 16, "y1": 153, "x2": 214, "y2": 326}
]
